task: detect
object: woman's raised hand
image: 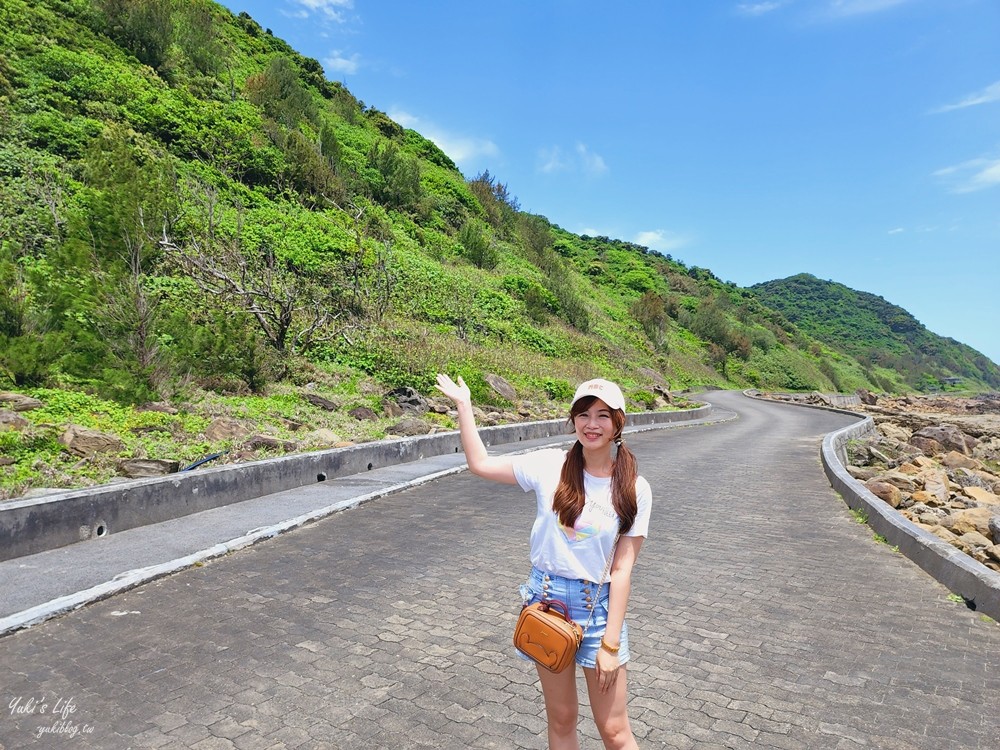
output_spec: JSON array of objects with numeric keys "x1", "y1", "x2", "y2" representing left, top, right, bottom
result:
[{"x1": 435, "y1": 373, "x2": 472, "y2": 406}]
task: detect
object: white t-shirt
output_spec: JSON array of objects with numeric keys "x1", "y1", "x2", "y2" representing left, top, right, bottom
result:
[{"x1": 512, "y1": 448, "x2": 652, "y2": 583}]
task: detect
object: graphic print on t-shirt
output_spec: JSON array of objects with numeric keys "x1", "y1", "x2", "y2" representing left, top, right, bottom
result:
[{"x1": 559, "y1": 497, "x2": 617, "y2": 543}]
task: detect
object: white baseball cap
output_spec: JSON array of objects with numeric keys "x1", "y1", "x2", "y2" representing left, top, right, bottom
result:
[{"x1": 570, "y1": 379, "x2": 626, "y2": 411}]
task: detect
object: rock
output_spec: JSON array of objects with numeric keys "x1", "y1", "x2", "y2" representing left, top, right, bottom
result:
[
  {"x1": 959, "y1": 530, "x2": 993, "y2": 549},
  {"x1": 0, "y1": 392, "x2": 43, "y2": 411},
  {"x1": 908, "y1": 504, "x2": 944, "y2": 526},
  {"x1": 879, "y1": 422, "x2": 910, "y2": 443},
  {"x1": 386, "y1": 387, "x2": 428, "y2": 415},
  {"x1": 927, "y1": 525, "x2": 960, "y2": 545},
  {"x1": 245, "y1": 434, "x2": 297, "y2": 451},
  {"x1": 912, "y1": 456, "x2": 938, "y2": 469},
  {"x1": 386, "y1": 417, "x2": 432, "y2": 437},
  {"x1": 912, "y1": 425, "x2": 977, "y2": 455},
  {"x1": 303, "y1": 393, "x2": 339, "y2": 411},
  {"x1": 896, "y1": 462, "x2": 921, "y2": 476},
  {"x1": 949, "y1": 507, "x2": 994, "y2": 537},
  {"x1": 910, "y1": 490, "x2": 940, "y2": 506},
  {"x1": 865, "y1": 480, "x2": 902, "y2": 508},
  {"x1": 0, "y1": 456, "x2": 15, "y2": 466},
  {"x1": 205, "y1": 417, "x2": 250, "y2": 442},
  {"x1": 304, "y1": 429, "x2": 341, "y2": 446},
  {"x1": 117, "y1": 458, "x2": 180, "y2": 478},
  {"x1": 989, "y1": 516, "x2": 1000, "y2": 544},
  {"x1": 59, "y1": 425, "x2": 124, "y2": 457},
  {"x1": 919, "y1": 470, "x2": 950, "y2": 505},
  {"x1": 348, "y1": 406, "x2": 379, "y2": 421},
  {"x1": 908, "y1": 436, "x2": 944, "y2": 457},
  {"x1": 962, "y1": 487, "x2": 1000, "y2": 506},
  {"x1": 986, "y1": 544, "x2": 1000, "y2": 563},
  {"x1": 941, "y1": 451, "x2": 980, "y2": 470},
  {"x1": 856, "y1": 388, "x2": 878, "y2": 405},
  {"x1": 0, "y1": 409, "x2": 29, "y2": 432},
  {"x1": 880, "y1": 471, "x2": 918, "y2": 493},
  {"x1": 484, "y1": 373, "x2": 517, "y2": 402},
  {"x1": 333, "y1": 441, "x2": 355, "y2": 448},
  {"x1": 867, "y1": 445, "x2": 893, "y2": 465},
  {"x1": 429, "y1": 402, "x2": 450, "y2": 415},
  {"x1": 383, "y1": 400, "x2": 404, "y2": 418}
]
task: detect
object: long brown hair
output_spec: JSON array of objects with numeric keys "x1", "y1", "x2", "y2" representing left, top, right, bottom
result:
[{"x1": 552, "y1": 395, "x2": 638, "y2": 534}]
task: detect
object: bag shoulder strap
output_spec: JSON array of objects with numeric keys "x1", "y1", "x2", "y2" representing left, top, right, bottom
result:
[{"x1": 582, "y1": 533, "x2": 619, "y2": 634}]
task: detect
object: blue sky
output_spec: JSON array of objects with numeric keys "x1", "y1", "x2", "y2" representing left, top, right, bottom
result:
[{"x1": 219, "y1": 0, "x2": 1000, "y2": 366}]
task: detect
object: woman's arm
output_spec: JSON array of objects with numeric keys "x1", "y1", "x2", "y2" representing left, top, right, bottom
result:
[
  {"x1": 595, "y1": 535, "x2": 644, "y2": 691},
  {"x1": 435, "y1": 374, "x2": 518, "y2": 485}
]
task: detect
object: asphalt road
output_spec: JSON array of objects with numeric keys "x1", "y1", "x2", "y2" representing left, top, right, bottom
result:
[{"x1": 1, "y1": 390, "x2": 998, "y2": 749}]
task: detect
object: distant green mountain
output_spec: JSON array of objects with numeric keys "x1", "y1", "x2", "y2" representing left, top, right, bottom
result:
[{"x1": 750, "y1": 274, "x2": 1000, "y2": 391}]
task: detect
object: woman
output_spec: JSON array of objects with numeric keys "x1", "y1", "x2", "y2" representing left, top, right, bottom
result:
[{"x1": 435, "y1": 374, "x2": 651, "y2": 750}]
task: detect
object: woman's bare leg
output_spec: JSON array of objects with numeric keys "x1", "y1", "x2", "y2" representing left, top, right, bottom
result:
[
  {"x1": 536, "y1": 664, "x2": 581, "y2": 749},
  {"x1": 584, "y1": 665, "x2": 638, "y2": 750}
]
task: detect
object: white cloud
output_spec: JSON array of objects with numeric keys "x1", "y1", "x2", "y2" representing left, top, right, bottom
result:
[
  {"x1": 826, "y1": 0, "x2": 912, "y2": 16},
  {"x1": 291, "y1": 0, "x2": 352, "y2": 22},
  {"x1": 388, "y1": 110, "x2": 499, "y2": 167},
  {"x1": 538, "y1": 146, "x2": 568, "y2": 174},
  {"x1": 536, "y1": 143, "x2": 608, "y2": 176},
  {"x1": 323, "y1": 51, "x2": 360, "y2": 75},
  {"x1": 576, "y1": 143, "x2": 608, "y2": 176},
  {"x1": 933, "y1": 80, "x2": 1000, "y2": 114},
  {"x1": 934, "y1": 157, "x2": 1000, "y2": 193},
  {"x1": 633, "y1": 229, "x2": 692, "y2": 253},
  {"x1": 737, "y1": 2, "x2": 788, "y2": 16},
  {"x1": 887, "y1": 227, "x2": 904, "y2": 234}
]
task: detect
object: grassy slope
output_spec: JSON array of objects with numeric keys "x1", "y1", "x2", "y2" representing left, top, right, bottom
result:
[{"x1": 0, "y1": 1, "x2": 989, "y2": 498}]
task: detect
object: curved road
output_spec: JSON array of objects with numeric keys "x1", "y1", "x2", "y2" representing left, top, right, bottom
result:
[{"x1": 1, "y1": 391, "x2": 998, "y2": 749}]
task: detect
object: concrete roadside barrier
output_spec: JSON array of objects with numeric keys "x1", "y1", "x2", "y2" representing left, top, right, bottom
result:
[{"x1": 0, "y1": 405, "x2": 710, "y2": 562}]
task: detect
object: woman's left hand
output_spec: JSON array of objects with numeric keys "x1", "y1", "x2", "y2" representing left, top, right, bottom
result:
[{"x1": 595, "y1": 647, "x2": 620, "y2": 693}]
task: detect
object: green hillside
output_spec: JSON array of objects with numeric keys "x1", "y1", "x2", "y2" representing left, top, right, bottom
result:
[
  {"x1": 0, "y1": 0, "x2": 992, "y2": 433},
  {"x1": 751, "y1": 274, "x2": 1000, "y2": 391}
]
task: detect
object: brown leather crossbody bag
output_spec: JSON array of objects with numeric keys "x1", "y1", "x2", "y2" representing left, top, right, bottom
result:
[{"x1": 513, "y1": 536, "x2": 619, "y2": 673}]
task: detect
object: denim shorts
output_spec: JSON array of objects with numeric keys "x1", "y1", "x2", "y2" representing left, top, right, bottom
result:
[{"x1": 516, "y1": 566, "x2": 630, "y2": 669}]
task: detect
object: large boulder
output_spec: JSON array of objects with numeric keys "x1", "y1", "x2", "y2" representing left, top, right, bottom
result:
[
  {"x1": 948, "y1": 507, "x2": 994, "y2": 537},
  {"x1": 879, "y1": 422, "x2": 910, "y2": 443},
  {"x1": 0, "y1": 409, "x2": 29, "y2": 432},
  {"x1": 59, "y1": 425, "x2": 124, "y2": 457},
  {"x1": 962, "y1": 487, "x2": 1000, "y2": 506},
  {"x1": 0, "y1": 392, "x2": 43, "y2": 411},
  {"x1": 484, "y1": 373, "x2": 517, "y2": 402},
  {"x1": 856, "y1": 388, "x2": 878, "y2": 406},
  {"x1": 386, "y1": 387, "x2": 428, "y2": 415},
  {"x1": 303, "y1": 393, "x2": 339, "y2": 411},
  {"x1": 941, "y1": 451, "x2": 980, "y2": 470},
  {"x1": 865, "y1": 480, "x2": 902, "y2": 508},
  {"x1": 919, "y1": 470, "x2": 950, "y2": 505},
  {"x1": 908, "y1": 436, "x2": 944, "y2": 457},
  {"x1": 117, "y1": 459, "x2": 180, "y2": 478},
  {"x1": 349, "y1": 406, "x2": 378, "y2": 421},
  {"x1": 912, "y1": 425, "x2": 977, "y2": 455},
  {"x1": 205, "y1": 417, "x2": 250, "y2": 442},
  {"x1": 386, "y1": 417, "x2": 432, "y2": 437}
]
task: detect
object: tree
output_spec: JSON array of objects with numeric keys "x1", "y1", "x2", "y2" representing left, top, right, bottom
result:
[{"x1": 162, "y1": 189, "x2": 392, "y2": 354}]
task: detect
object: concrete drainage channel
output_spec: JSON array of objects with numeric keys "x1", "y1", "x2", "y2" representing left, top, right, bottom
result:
[
  {"x1": 745, "y1": 390, "x2": 1000, "y2": 622},
  {"x1": 0, "y1": 405, "x2": 718, "y2": 635}
]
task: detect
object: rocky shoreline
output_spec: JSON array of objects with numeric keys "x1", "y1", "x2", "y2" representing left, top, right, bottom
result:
[{"x1": 767, "y1": 391, "x2": 1000, "y2": 575}]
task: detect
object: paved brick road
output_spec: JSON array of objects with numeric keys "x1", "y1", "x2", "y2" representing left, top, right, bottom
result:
[{"x1": 1, "y1": 391, "x2": 998, "y2": 749}]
